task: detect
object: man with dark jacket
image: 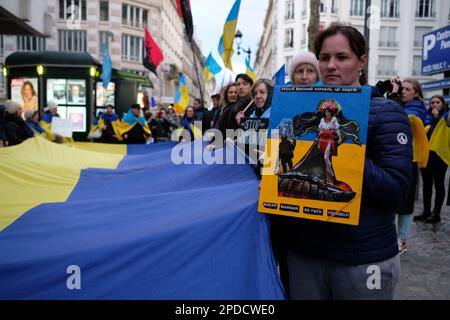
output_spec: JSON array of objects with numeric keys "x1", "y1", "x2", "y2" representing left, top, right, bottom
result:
[
  {"x1": 226, "y1": 74, "x2": 255, "y2": 130},
  {"x1": 4, "y1": 100, "x2": 34, "y2": 146},
  {"x1": 210, "y1": 94, "x2": 221, "y2": 128},
  {"x1": 193, "y1": 98, "x2": 211, "y2": 133}
]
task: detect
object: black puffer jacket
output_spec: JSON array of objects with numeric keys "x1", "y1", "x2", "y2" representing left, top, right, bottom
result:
[
  {"x1": 282, "y1": 87, "x2": 413, "y2": 265},
  {"x1": 4, "y1": 113, "x2": 34, "y2": 146}
]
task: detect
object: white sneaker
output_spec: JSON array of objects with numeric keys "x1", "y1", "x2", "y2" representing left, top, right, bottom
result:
[{"x1": 398, "y1": 239, "x2": 407, "y2": 254}]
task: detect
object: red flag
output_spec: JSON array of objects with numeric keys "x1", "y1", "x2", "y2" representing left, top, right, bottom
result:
[
  {"x1": 176, "y1": 0, "x2": 193, "y2": 41},
  {"x1": 143, "y1": 26, "x2": 164, "y2": 76}
]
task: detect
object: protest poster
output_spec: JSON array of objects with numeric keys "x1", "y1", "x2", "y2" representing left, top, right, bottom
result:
[
  {"x1": 236, "y1": 117, "x2": 270, "y2": 163},
  {"x1": 258, "y1": 86, "x2": 371, "y2": 225},
  {"x1": 51, "y1": 117, "x2": 73, "y2": 138}
]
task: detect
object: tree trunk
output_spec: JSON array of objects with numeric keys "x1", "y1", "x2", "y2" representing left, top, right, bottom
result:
[{"x1": 308, "y1": 0, "x2": 320, "y2": 52}]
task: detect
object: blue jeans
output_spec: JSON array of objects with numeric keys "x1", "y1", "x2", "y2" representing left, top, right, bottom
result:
[{"x1": 396, "y1": 214, "x2": 413, "y2": 242}]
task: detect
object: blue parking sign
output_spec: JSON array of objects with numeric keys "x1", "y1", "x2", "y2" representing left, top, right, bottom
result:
[{"x1": 422, "y1": 25, "x2": 450, "y2": 75}]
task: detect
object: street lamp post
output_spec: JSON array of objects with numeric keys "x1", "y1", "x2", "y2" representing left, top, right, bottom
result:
[{"x1": 235, "y1": 29, "x2": 252, "y2": 63}]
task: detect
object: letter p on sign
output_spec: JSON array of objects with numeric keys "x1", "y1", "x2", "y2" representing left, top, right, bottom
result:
[{"x1": 423, "y1": 34, "x2": 436, "y2": 61}]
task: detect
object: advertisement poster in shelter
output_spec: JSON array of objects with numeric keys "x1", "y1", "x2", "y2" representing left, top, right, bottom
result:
[{"x1": 258, "y1": 86, "x2": 371, "y2": 226}]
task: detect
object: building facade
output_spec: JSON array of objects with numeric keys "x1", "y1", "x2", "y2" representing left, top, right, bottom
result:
[
  {"x1": 0, "y1": 0, "x2": 210, "y2": 107},
  {"x1": 254, "y1": 0, "x2": 450, "y2": 95}
]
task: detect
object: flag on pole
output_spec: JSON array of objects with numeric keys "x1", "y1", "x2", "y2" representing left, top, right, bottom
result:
[
  {"x1": 101, "y1": 43, "x2": 112, "y2": 89},
  {"x1": 150, "y1": 96, "x2": 157, "y2": 109},
  {"x1": 245, "y1": 58, "x2": 256, "y2": 83},
  {"x1": 143, "y1": 26, "x2": 164, "y2": 77},
  {"x1": 272, "y1": 65, "x2": 286, "y2": 86},
  {"x1": 176, "y1": 0, "x2": 193, "y2": 41},
  {"x1": 203, "y1": 53, "x2": 222, "y2": 82},
  {"x1": 218, "y1": 0, "x2": 241, "y2": 70},
  {"x1": 174, "y1": 73, "x2": 189, "y2": 114}
]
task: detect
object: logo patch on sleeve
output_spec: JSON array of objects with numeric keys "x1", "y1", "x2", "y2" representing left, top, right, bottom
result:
[{"x1": 397, "y1": 132, "x2": 408, "y2": 145}]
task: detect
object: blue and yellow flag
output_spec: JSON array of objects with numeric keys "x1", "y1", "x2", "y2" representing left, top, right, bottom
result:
[
  {"x1": 218, "y1": 0, "x2": 241, "y2": 70},
  {"x1": 273, "y1": 65, "x2": 286, "y2": 86},
  {"x1": 0, "y1": 137, "x2": 285, "y2": 299},
  {"x1": 114, "y1": 110, "x2": 151, "y2": 141},
  {"x1": 174, "y1": 73, "x2": 189, "y2": 114},
  {"x1": 203, "y1": 53, "x2": 222, "y2": 82},
  {"x1": 245, "y1": 58, "x2": 256, "y2": 83}
]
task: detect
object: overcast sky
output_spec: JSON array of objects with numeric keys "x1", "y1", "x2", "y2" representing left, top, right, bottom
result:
[{"x1": 190, "y1": 0, "x2": 269, "y2": 91}]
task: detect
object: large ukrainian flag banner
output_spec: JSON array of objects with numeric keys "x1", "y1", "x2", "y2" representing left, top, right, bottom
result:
[
  {"x1": 218, "y1": 0, "x2": 241, "y2": 70},
  {"x1": 0, "y1": 137, "x2": 284, "y2": 299},
  {"x1": 203, "y1": 52, "x2": 223, "y2": 82},
  {"x1": 174, "y1": 73, "x2": 190, "y2": 114}
]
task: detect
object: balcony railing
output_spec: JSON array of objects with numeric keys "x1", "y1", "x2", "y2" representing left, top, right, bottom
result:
[
  {"x1": 350, "y1": 10, "x2": 364, "y2": 16},
  {"x1": 415, "y1": 11, "x2": 436, "y2": 18},
  {"x1": 381, "y1": 12, "x2": 400, "y2": 18},
  {"x1": 377, "y1": 70, "x2": 397, "y2": 76},
  {"x1": 378, "y1": 40, "x2": 399, "y2": 47}
]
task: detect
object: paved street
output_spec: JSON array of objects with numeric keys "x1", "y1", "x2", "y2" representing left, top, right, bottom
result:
[{"x1": 395, "y1": 170, "x2": 450, "y2": 300}]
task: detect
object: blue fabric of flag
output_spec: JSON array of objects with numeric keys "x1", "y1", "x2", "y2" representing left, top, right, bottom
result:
[
  {"x1": 272, "y1": 65, "x2": 286, "y2": 86},
  {"x1": 0, "y1": 142, "x2": 285, "y2": 299}
]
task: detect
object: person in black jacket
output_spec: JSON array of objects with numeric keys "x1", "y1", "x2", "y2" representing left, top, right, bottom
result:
[
  {"x1": 281, "y1": 24, "x2": 413, "y2": 300},
  {"x1": 210, "y1": 93, "x2": 222, "y2": 128},
  {"x1": 4, "y1": 100, "x2": 34, "y2": 146},
  {"x1": 214, "y1": 83, "x2": 238, "y2": 141},
  {"x1": 226, "y1": 74, "x2": 254, "y2": 131},
  {"x1": 193, "y1": 98, "x2": 211, "y2": 134}
]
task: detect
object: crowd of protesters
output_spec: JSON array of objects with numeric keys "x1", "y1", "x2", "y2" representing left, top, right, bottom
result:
[{"x1": 0, "y1": 22, "x2": 449, "y2": 301}]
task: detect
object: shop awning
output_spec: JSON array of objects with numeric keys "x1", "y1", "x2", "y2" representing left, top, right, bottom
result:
[{"x1": 116, "y1": 69, "x2": 153, "y2": 88}]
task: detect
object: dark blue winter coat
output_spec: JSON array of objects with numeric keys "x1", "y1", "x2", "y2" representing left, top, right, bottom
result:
[{"x1": 282, "y1": 87, "x2": 413, "y2": 266}]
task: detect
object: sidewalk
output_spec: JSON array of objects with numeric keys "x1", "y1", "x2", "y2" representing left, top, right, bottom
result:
[{"x1": 395, "y1": 170, "x2": 450, "y2": 300}]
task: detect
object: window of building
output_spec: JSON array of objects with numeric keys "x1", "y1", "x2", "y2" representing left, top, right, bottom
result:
[
  {"x1": 59, "y1": 0, "x2": 86, "y2": 21},
  {"x1": 412, "y1": 56, "x2": 422, "y2": 75},
  {"x1": 121, "y1": 34, "x2": 143, "y2": 62},
  {"x1": 17, "y1": 36, "x2": 47, "y2": 51},
  {"x1": 379, "y1": 26, "x2": 398, "y2": 47},
  {"x1": 350, "y1": 0, "x2": 365, "y2": 16},
  {"x1": 320, "y1": 0, "x2": 325, "y2": 14},
  {"x1": 58, "y1": 30, "x2": 87, "y2": 52},
  {"x1": 414, "y1": 26, "x2": 432, "y2": 47},
  {"x1": 284, "y1": 28, "x2": 294, "y2": 48},
  {"x1": 0, "y1": 71, "x2": 5, "y2": 90},
  {"x1": 331, "y1": 0, "x2": 337, "y2": 14},
  {"x1": 99, "y1": 31, "x2": 112, "y2": 50},
  {"x1": 416, "y1": 0, "x2": 434, "y2": 18},
  {"x1": 285, "y1": 56, "x2": 293, "y2": 74},
  {"x1": 122, "y1": 3, "x2": 147, "y2": 27},
  {"x1": 302, "y1": 0, "x2": 307, "y2": 16},
  {"x1": 381, "y1": 0, "x2": 399, "y2": 18},
  {"x1": 285, "y1": 1, "x2": 295, "y2": 20},
  {"x1": 378, "y1": 56, "x2": 396, "y2": 75},
  {"x1": 143, "y1": 10, "x2": 148, "y2": 27},
  {"x1": 301, "y1": 24, "x2": 307, "y2": 45},
  {"x1": 100, "y1": 1, "x2": 109, "y2": 22}
]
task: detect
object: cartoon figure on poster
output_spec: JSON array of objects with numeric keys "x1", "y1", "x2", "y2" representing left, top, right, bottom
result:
[{"x1": 278, "y1": 99, "x2": 362, "y2": 202}]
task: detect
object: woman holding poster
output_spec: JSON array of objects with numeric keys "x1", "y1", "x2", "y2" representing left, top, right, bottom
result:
[{"x1": 282, "y1": 24, "x2": 413, "y2": 300}]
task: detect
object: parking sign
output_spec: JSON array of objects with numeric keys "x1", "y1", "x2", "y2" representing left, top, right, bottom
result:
[{"x1": 422, "y1": 25, "x2": 450, "y2": 75}]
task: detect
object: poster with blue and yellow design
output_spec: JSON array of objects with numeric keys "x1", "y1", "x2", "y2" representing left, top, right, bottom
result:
[{"x1": 258, "y1": 86, "x2": 371, "y2": 226}]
